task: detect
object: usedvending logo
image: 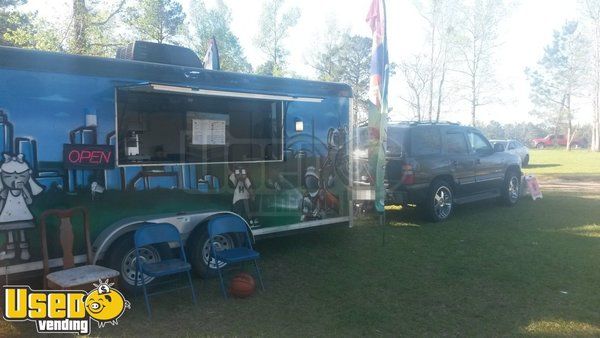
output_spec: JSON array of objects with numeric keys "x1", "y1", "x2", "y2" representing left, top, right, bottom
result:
[{"x1": 3, "y1": 280, "x2": 130, "y2": 334}]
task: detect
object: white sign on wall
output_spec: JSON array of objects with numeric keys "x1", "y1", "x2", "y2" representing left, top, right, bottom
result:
[{"x1": 192, "y1": 119, "x2": 226, "y2": 145}]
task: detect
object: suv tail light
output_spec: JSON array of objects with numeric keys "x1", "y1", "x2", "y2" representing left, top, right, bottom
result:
[{"x1": 401, "y1": 163, "x2": 415, "y2": 185}]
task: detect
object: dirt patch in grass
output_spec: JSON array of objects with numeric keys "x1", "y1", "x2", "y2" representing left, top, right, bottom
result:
[
  {"x1": 535, "y1": 175, "x2": 600, "y2": 197},
  {"x1": 538, "y1": 177, "x2": 600, "y2": 191}
]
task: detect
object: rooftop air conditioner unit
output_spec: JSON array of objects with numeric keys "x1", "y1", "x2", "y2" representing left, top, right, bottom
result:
[{"x1": 116, "y1": 41, "x2": 202, "y2": 68}]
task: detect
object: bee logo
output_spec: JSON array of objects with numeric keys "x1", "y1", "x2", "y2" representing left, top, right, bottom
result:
[{"x1": 85, "y1": 280, "x2": 130, "y2": 327}]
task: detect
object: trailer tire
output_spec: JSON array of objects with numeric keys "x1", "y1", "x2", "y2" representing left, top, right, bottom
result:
[
  {"x1": 188, "y1": 226, "x2": 237, "y2": 278},
  {"x1": 106, "y1": 234, "x2": 171, "y2": 293}
]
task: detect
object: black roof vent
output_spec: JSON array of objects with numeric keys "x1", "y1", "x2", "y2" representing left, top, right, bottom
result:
[{"x1": 116, "y1": 41, "x2": 202, "y2": 68}]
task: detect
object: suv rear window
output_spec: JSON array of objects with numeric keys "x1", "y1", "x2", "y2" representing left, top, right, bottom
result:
[
  {"x1": 410, "y1": 126, "x2": 441, "y2": 156},
  {"x1": 387, "y1": 127, "x2": 406, "y2": 156},
  {"x1": 356, "y1": 126, "x2": 405, "y2": 156}
]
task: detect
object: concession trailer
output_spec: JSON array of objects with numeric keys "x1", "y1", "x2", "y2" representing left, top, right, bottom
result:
[{"x1": 0, "y1": 42, "x2": 354, "y2": 291}]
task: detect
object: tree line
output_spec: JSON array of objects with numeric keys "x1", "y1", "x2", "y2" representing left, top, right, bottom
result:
[
  {"x1": 0, "y1": 0, "x2": 373, "y2": 122},
  {"x1": 526, "y1": 1, "x2": 600, "y2": 152},
  {"x1": 399, "y1": 0, "x2": 599, "y2": 152},
  {"x1": 0, "y1": 0, "x2": 291, "y2": 73},
  {"x1": 398, "y1": 0, "x2": 507, "y2": 129},
  {"x1": 477, "y1": 120, "x2": 596, "y2": 148}
]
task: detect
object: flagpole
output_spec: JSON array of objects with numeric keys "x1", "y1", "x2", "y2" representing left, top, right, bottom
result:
[
  {"x1": 380, "y1": 0, "x2": 388, "y2": 246},
  {"x1": 366, "y1": 0, "x2": 389, "y2": 245}
]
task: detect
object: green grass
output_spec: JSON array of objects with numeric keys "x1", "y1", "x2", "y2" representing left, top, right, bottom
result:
[
  {"x1": 525, "y1": 149, "x2": 600, "y2": 178},
  {"x1": 2, "y1": 149, "x2": 598, "y2": 336},
  {"x1": 3, "y1": 191, "x2": 599, "y2": 336}
]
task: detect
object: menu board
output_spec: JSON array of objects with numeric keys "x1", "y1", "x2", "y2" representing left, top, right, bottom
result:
[{"x1": 192, "y1": 119, "x2": 226, "y2": 145}]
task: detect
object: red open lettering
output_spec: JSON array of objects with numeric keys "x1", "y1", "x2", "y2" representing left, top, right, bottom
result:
[
  {"x1": 67, "y1": 149, "x2": 112, "y2": 165},
  {"x1": 80, "y1": 151, "x2": 91, "y2": 162},
  {"x1": 89, "y1": 151, "x2": 101, "y2": 164},
  {"x1": 99, "y1": 151, "x2": 111, "y2": 164},
  {"x1": 68, "y1": 150, "x2": 80, "y2": 163}
]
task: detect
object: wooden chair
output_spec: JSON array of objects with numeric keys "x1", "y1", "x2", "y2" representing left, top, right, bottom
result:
[{"x1": 40, "y1": 207, "x2": 119, "y2": 290}]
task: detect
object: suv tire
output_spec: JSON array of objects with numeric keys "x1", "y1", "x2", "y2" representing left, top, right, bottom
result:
[
  {"x1": 501, "y1": 169, "x2": 521, "y2": 206},
  {"x1": 536, "y1": 143, "x2": 545, "y2": 149},
  {"x1": 422, "y1": 179, "x2": 454, "y2": 222}
]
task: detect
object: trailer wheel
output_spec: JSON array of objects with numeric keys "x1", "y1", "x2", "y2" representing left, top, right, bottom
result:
[
  {"x1": 188, "y1": 227, "x2": 237, "y2": 278},
  {"x1": 106, "y1": 234, "x2": 171, "y2": 293}
]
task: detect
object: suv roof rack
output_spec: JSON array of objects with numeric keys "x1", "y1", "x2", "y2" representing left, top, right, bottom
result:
[
  {"x1": 356, "y1": 120, "x2": 462, "y2": 128},
  {"x1": 388, "y1": 120, "x2": 461, "y2": 126}
]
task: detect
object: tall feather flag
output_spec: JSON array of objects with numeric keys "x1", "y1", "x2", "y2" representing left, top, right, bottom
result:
[
  {"x1": 366, "y1": 0, "x2": 389, "y2": 213},
  {"x1": 203, "y1": 36, "x2": 220, "y2": 70}
]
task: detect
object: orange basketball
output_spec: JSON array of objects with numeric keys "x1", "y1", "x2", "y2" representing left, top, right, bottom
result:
[{"x1": 228, "y1": 272, "x2": 256, "y2": 298}]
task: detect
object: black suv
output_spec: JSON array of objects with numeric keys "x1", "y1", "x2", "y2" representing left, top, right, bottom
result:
[{"x1": 358, "y1": 122, "x2": 522, "y2": 221}]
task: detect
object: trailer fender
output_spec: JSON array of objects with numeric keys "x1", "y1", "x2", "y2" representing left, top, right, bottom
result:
[
  {"x1": 184, "y1": 212, "x2": 254, "y2": 248},
  {"x1": 92, "y1": 211, "x2": 251, "y2": 264}
]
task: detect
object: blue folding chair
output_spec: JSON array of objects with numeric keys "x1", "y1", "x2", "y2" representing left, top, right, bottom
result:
[
  {"x1": 134, "y1": 222, "x2": 197, "y2": 317},
  {"x1": 208, "y1": 214, "x2": 265, "y2": 299}
]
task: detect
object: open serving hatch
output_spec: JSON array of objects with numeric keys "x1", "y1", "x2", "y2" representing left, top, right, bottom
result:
[{"x1": 115, "y1": 83, "x2": 323, "y2": 166}]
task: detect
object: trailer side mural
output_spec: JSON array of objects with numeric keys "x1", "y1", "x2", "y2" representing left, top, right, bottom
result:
[{"x1": 0, "y1": 46, "x2": 352, "y2": 288}]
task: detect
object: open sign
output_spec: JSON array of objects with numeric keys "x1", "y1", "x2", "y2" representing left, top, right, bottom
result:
[{"x1": 63, "y1": 144, "x2": 115, "y2": 169}]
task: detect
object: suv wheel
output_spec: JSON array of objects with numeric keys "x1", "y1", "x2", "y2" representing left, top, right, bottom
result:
[
  {"x1": 501, "y1": 170, "x2": 521, "y2": 206},
  {"x1": 536, "y1": 143, "x2": 545, "y2": 149},
  {"x1": 423, "y1": 180, "x2": 453, "y2": 222}
]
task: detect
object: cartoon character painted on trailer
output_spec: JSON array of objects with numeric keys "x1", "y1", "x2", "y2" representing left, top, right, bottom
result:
[
  {"x1": 301, "y1": 166, "x2": 340, "y2": 221},
  {"x1": 229, "y1": 166, "x2": 259, "y2": 227},
  {"x1": 300, "y1": 127, "x2": 347, "y2": 221},
  {"x1": 0, "y1": 154, "x2": 43, "y2": 261}
]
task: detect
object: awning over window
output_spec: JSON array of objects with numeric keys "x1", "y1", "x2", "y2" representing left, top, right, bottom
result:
[{"x1": 121, "y1": 83, "x2": 324, "y2": 103}]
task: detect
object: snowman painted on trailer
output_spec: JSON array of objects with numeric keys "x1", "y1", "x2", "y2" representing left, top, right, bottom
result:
[{"x1": 0, "y1": 154, "x2": 43, "y2": 261}]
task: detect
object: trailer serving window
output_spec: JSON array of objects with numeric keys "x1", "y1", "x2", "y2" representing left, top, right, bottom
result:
[{"x1": 116, "y1": 84, "x2": 291, "y2": 165}]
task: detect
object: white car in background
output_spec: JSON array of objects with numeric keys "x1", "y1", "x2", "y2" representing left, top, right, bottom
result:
[{"x1": 490, "y1": 139, "x2": 530, "y2": 167}]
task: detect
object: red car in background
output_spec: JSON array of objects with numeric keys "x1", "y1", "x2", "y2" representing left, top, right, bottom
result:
[{"x1": 531, "y1": 134, "x2": 587, "y2": 149}]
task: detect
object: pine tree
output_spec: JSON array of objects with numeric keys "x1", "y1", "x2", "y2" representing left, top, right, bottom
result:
[
  {"x1": 310, "y1": 29, "x2": 371, "y2": 123},
  {"x1": 124, "y1": 0, "x2": 185, "y2": 44},
  {"x1": 187, "y1": 0, "x2": 251, "y2": 72},
  {"x1": 527, "y1": 21, "x2": 588, "y2": 150},
  {"x1": 253, "y1": 0, "x2": 300, "y2": 76}
]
